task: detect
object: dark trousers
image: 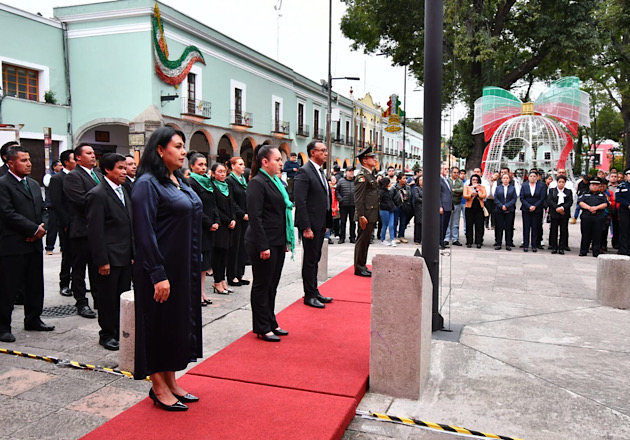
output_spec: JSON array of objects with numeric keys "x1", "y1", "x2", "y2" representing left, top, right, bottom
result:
[
  {"x1": 71, "y1": 237, "x2": 99, "y2": 309},
  {"x1": 484, "y1": 199, "x2": 495, "y2": 228},
  {"x1": 45, "y1": 209, "x2": 58, "y2": 251},
  {"x1": 600, "y1": 217, "x2": 611, "y2": 250},
  {"x1": 354, "y1": 221, "x2": 375, "y2": 272},
  {"x1": 394, "y1": 206, "x2": 407, "y2": 238},
  {"x1": 495, "y1": 210, "x2": 515, "y2": 246},
  {"x1": 611, "y1": 212, "x2": 619, "y2": 249},
  {"x1": 58, "y1": 227, "x2": 72, "y2": 289},
  {"x1": 302, "y1": 227, "x2": 325, "y2": 298},
  {"x1": 440, "y1": 210, "x2": 452, "y2": 243},
  {"x1": 96, "y1": 265, "x2": 131, "y2": 340},
  {"x1": 227, "y1": 221, "x2": 247, "y2": 281},
  {"x1": 212, "y1": 247, "x2": 228, "y2": 283},
  {"x1": 339, "y1": 206, "x2": 356, "y2": 241},
  {"x1": 287, "y1": 177, "x2": 295, "y2": 202},
  {"x1": 0, "y1": 252, "x2": 44, "y2": 333},
  {"x1": 414, "y1": 222, "x2": 423, "y2": 244},
  {"x1": 618, "y1": 209, "x2": 630, "y2": 255},
  {"x1": 549, "y1": 215, "x2": 569, "y2": 250},
  {"x1": 465, "y1": 205, "x2": 485, "y2": 245},
  {"x1": 580, "y1": 215, "x2": 604, "y2": 256},
  {"x1": 248, "y1": 244, "x2": 285, "y2": 334},
  {"x1": 522, "y1": 210, "x2": 542, "y2": 249}
]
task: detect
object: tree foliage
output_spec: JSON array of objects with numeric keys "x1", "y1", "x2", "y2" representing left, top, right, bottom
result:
[{"x1": 340, "y1": 0, "x2": 600, "y2": 167}]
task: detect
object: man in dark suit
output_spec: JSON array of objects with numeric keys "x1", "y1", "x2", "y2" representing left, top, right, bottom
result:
[
  {"x1": 520, "y1": 169, "x2": 547, "y2": 252},
  {"x1": 439, "y1": 164, "x2": 453, "y2": 249},
  {"x1": 86, "y1": 153, "x2": 133, "y2": 351},
  {"x1": 122, "y1": 154, "x2": 136, "y2": 194},
  {"x1": 0, "y1": 141, "x2": 19, "y2": 177},
  {"x1": 494, "y1": 173, "x2": 517, "y2": 250},
  {"x1": 0, "y1": 146, "x2": 55, "y2": 343},
  {"x1": 49, "y1": 150, "x2": 76, "y2": 297},
  {"x1": 294, "y1": 140, "x2": 333, "y2": 308},
  {"x1": 64, "y1": 143, "x2": 102, "y2": 318}
]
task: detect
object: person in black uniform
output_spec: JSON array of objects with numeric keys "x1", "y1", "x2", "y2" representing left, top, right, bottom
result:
[
  {"x1": 245, "y1": 145, "x2": 294, "y2": 342},
  {"x1": 187, "y1": 153, "x2": 219, "y2": 306},
  {"x1": 578, "y1": 177, "x2": 609, "y2": 257},
  {"x1": 353, "y1": 147, "x2": 379, "y2": 277},
  {"x1": 617, "y1": 169, "x2": 630, "y2": 256},
  {"x1": 227, "y1": 156, "x2": 249, "y2": 286},
  {"x1": 210, "y1": 162, "x2": 237, "y2": 294},
  {"x1": 282, "y1": 152, "x2": 300, "y2": 201},
  {"x1": 547, "y1": 175, "x2": 573, "y2": 255}
]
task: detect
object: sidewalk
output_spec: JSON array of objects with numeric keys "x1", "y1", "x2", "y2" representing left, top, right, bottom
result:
[{"x1": 1, "y1": 215, "x2": 629, "y2": 440}]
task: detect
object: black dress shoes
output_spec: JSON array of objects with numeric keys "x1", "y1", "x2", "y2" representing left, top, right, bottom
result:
[
  {"x1": 60, "y1": 287, "x2": 73, "y2": 297},
  {"x1": 78, "y1": 305, "x2": 97, "y2": 319},
  {"x1": 24, "y1": 321, "x2": 55, "y2": 331},
  {"x1": 559, "y1": 249, "x2": 565, "y2": 255},
  {"x1": 551, "y1": 249, "x2": 558, "y2": 254},
  {"x1": 495, "y1": 245, "x2": 501, "y2": 250},
  {"x1": 99, "y1": 337, "x2": 119, "y2": 351},
  {"x1": 227, "y1": 280, "x2": 242, "y2": 287},
  {"x1": 173, "y1": 392, "x2": 199, "y2": 403},
  {"x1": 506, "y1": 246, "x2": 512, "y2": 251},
  {"x1": 354, "y1": 269, "x2": 371, "y2": 277},
  {"x1": 316, "y1": 294, "x2": 333, "y2": 303},
  {"x1": 0, "y1": 332, "x2": 16, "y2": 342},
  {"x1": 149, "y1": 388, "x2": 188, "y2": 411},
  {"x1": 239, "y1": 279, "x2": 251, "y2": 285},
  {"x1": 304, "y1": 297, "x2": 325, "y2": 308},
  {"x1": 272, "y1": 327, "x2": 289, "y2": 336},
  {"x1": 453, "y1": 241, "x2": 463, "y2": 246},
  {"x1": 476, "y1": 244, "x2": 482, "y2": 249},
  {"x1": 257, "y1": 333, "x2": 281, "y2": 342},
  {"x1": 349, "y1": 239, "x2": 356, "y2": 244},
  {"x1": 338, "y1": 239, "x2": 345, "y2": 244}
]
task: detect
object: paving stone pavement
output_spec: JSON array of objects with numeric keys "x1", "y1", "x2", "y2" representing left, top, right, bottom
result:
[{"x1": 1, "y1": 214, "x2": 629, "y2": 440}]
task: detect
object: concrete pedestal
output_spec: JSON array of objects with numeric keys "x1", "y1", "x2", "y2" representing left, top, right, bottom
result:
[
  {"x1": 370, "y1": 254, "x2": 433, "y2": 400},
  {"x1": 597, "y1": 254, "x2": 630, "y2": 309},
  {"x1": 118, "y1": 290, "x2": 135, "y2": 375}
]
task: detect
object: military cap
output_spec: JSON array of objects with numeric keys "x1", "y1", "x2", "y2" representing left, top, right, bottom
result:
[{"x1": 357, "y1": 146, "x2": 375, "y2": 160}]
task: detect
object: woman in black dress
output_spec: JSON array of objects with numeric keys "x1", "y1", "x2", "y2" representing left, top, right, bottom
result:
[
  {"x1": 132, "y1": 127, "x2": 202, "y2": 411},
  {"x1": 226, "y1": 156, "x2": 249, "y2": 286},
  {"x1": 463, "y1": 174, "x2": 487, "y2": 248},
  {"x1": 547, "y1": 175, "x2": 573, "y2": 254},
  {"x1": 245, "y1": 145, "x2": 295, "y2": 342},
  {"x1": 210, "y1": 162, "x2": 236, "y2": 294},
  {"x1": 188, "y1": 153, "x2": 219, "y2": 305}
]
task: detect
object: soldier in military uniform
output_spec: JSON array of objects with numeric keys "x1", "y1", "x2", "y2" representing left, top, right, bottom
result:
[
  {"x1": 616, "y1": 168, "x2": 630, "y2": 256},
  {"x1": 578, "y1": 177, "x2": 609, "y2": 257},
  {"x1": 354, "y1": 147, "x2": 379, "y2": 277}
]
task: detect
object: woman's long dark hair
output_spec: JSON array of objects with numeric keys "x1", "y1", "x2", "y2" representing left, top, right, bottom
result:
[
  {"x1": 468, "y1": 174, "x2": 482, "y2": 185},
  {"x1": 250, "y1": 144, "x2": 278, "y2": 178},
  {"x1": 137, "y1": 126, "x2": 186, "y2": 184}
]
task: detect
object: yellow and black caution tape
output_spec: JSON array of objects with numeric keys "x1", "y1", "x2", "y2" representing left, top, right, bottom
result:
[
  {"x1": 357, "y1": 410, "x2": 525, "y2": 440},
  {"x1": 0, "y1": 347, "x2": 149, "y2": 381}
]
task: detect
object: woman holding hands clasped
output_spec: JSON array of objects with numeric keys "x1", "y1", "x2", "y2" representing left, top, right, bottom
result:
[
  {"x1": 463, "y1": 174, "x2": 487, "y2": 248},
  {"x1": 132, "y1": 127, "x2": 202, "y2": 411},
  {"x1": 245, "y1": 145, "x2": 295, "y2": 342}
]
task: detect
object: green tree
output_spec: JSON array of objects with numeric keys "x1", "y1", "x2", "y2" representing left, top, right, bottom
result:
[
  {"x1": 450, "y1": 115, "x2": 474, "y2": 159},
  {"x1": 341, "y1": 0, "x2": 600, "y2": 169}
]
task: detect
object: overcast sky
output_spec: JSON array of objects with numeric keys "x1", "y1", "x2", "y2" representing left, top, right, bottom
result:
[{"x1": 5, "y1": 0, "x2": 465, "y2": 137}]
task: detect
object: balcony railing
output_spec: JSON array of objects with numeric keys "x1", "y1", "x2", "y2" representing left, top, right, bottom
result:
[
  {"x1": 272, "y1": 120, "x2": 290, "y2": 135},
  {"x1": 231, "y1": 110, "x2": 253, "y2": 127},
  {"x1": 313, "y1": 129, "x2": 324, "y2": 140},
  {"x1": 181, "y1": 98, "x2": 211, "y2": 119},
  {"x1": 297, "y1": 124, "x2": 310, "y2": 137},
  {"x1": 332, "y1": 133, "x2": 344, "y2": 144},
  {"x1": 345, "y1": 135, "x2": 354, "y2": 146}
]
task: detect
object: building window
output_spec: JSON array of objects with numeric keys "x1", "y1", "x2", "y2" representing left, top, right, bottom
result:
[
  {"x1": 336, "y1": 121, "x2": 341, "y2": 140},
  {"x1": 235, "y1": 88, "x2": 243, "y2": 117},
  {"x1": 314, "y1": 109, "x2": 320, "y2": 137},
  {"x1": 2, "y1": 63, "x2": 39, "y2": 101},
  {"x1": 187, "y1": 73, "x2": 196, "y2": 113},
  {"x1": 298, "y1": 103, "x2": 304, "y2": 131},
  {"x1": 345, "y1": 121, "x2": 350, "y2": 139}
]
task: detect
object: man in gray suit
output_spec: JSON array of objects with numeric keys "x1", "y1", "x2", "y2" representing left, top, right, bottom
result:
[{"x1": 440, "y1": 164, "x2": 453, "y2": 249}]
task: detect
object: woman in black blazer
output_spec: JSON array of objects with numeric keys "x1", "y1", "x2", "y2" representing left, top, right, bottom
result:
[
  {"x1": 245, "y1": 145, "x2": 295, "y2": 342},
  {"x1": 547, "y1": 175, "x2": 573, "y2": 254},
  {"x1": 226, "y1": 156, "x2": 249, "y2": 286},
  {"x1": 210, "y1": 162, "x2": 236, "y2": 294},
  {"x1": 188, "y1": 153, "x2": 220, "y2": 305}
]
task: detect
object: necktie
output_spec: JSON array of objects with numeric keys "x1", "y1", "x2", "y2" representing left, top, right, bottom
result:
[
  {"x1": 91, "y1": 170, "x2": 100, "y2": 184},
  {"x1": 318, "y1": 168, "x2": 330, "y2": 210},
  {"x1": 115, "y1": 187, "x2": 125, "y2": 206},
  {"x1": 22, "y1": 178, "x2": 32, "y2": 195}
]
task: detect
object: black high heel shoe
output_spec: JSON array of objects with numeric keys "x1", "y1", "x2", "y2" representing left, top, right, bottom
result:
[
  {"x1": 272, "y1": 328, "x2": 289, "y2": 336},
  {"x1": 212, "y1": 285, "x2": 229, "y2": 294},
  {"x1": 172, "y1": 392, "x2": 199, "y2": 403},
  {"x1": 257, "y1": 333, "x2": 281, "y2": 342},
  {"x1": 203, "y1": 298, "x2": 213, "y2": 305},
  {"x1": 149, "y1": 388, "x2": 188, "y2": 411},
  {"x1": 239, "y1": 279, "x2": 251, "y2": 285}
]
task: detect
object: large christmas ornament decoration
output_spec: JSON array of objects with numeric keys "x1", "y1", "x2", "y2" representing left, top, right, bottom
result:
[
  {"x1": 153, "y1": 3, "x2": 205, "y2": 86},
  {"x1": 472, "y1": 77, "x2": 590, "y2": 179}
]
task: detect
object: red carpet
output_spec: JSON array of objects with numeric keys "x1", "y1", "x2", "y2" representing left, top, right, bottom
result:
[{"x1": 81, "y1": 265, "x2": 371, "y2": 440}]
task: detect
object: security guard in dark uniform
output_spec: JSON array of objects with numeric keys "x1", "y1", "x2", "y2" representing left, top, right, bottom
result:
[
  {"x1": 578, "y1": 177, "x2": 609, "y2": 257},
  {"x1": 616, "y1": 168, "x2": 630, "y2": 256},
  {"x1": 354, "y1": 147, "x2": 379, "y2": 277}
]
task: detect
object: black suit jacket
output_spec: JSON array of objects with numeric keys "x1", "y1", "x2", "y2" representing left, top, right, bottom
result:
[
  {"x1": 0, "y1": 164, "x2": 8, "y2": 177},
  {"x1": 189, "y1": 178, "x2": 220, "y2": 252},
  {"x1": 122, "y1": 176, "x2": 134, "y2": 195},
  {"x1": 245, "y1": 172, "x2": 287, "y2": 253},
  {"x1": 547, "y1": 188, "x2": 573, "y2": 219},
  {"x1": 86, "y1": 181, "x2": 133, "y2": 267},
  {"x1": 226, "y1": 174, "x2": 247, "y2": 219},
  {"x1": 0, "y1": 173, "x2": 44, "y2": 256},
  {"x1": 294, "y1": 161, "x2": 332, "y2": 231},
  {"x1": 520, "y1": 181, "x2": 546, "y2": 212},
  {"x1": 64, "y1": 166, "x2": 103, "y2": 238},
  {"x1": 49, "y1": 171, "x2": 71, "y2": 229},
  {"x1": 494, "y1": 184, "x2": 518, "y2": 213}
]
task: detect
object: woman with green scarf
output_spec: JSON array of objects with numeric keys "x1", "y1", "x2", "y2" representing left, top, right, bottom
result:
[
  {"x1": 210, "y1": 162, "x2": 236, "y2": 294},
  {"x1": 226, "y1": 157, "x2": 250, "y2": 286},
  {"x1": 245, "y1": 145, "x2": 295, "y2": 343}
]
